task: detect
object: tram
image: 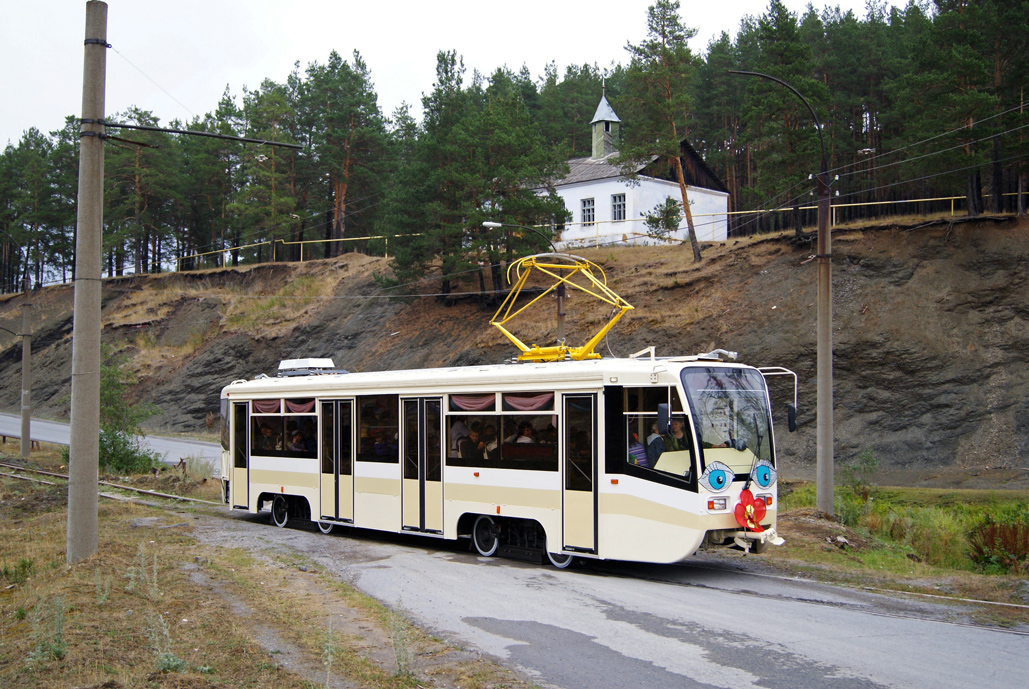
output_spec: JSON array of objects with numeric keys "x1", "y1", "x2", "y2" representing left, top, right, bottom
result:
[{"x1": 218, "y1": 253, "x2": 797, "y2": 567}]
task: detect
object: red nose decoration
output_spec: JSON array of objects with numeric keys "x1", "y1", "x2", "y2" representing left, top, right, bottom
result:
[{"x1": 734, "y1": 489, "x2": 766, "y2": 532}]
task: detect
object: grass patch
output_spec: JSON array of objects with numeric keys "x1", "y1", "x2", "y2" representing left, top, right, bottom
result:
[
  {"x1": 0, "y1": 472, "x2": 539, "y2": 689},
  {"x1": 222, "y1": 274, "x2": 330, "y2": 334},
  {"x1": 768, "y1": 479, "x2": 1029, "y2": 623}
]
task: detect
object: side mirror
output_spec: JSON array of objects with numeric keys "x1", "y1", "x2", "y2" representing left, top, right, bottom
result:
[
  {"x1": 657, "y1": 403, "x2": 670, "y2": 434},
  {"x1": 787, "y1": 403, "x2": 797, "y2": 433}
]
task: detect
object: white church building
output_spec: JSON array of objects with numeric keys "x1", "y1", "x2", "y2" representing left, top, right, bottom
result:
[{"x1": 549, "y1": 95, "x2": 729, "y2": 249}]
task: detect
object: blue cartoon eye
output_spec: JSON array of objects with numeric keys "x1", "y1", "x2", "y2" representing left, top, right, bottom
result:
[
  {"x1": 700, "y1": 462, "x2": 733, "y2": 493},
  {"x1": 752, "y1": 460, "x2": 777, "y2": 489}
]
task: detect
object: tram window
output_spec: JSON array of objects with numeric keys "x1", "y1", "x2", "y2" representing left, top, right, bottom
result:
[
  {"x1": 357, "y1": 394, "x2": 398, "y2": 463},
  {"x1": 447, "y1": 415, "x2": 496, "y2": 467},
  {"x1": 403, "y1": 400, "x2": 419, "y2": 479},
  {"x1": 445, "y1": 414, "x2": 558, "y2": 471},
  {"x1": 621, "y1": 386, "x2": 695, "y2": 483},
  {"x1": 564, "y1": 397, "x2": 594, "y2": 491},
  {"x1": 220, "y1": 399, "x2": 230, "y2": 451},
  {"x1": 500, "y1": 416, "x2": 557, "y2": 471},
  {"x1": 425, "y1": 400, "x2": 442, "y2": 482},
  {"x1": 321, "y1": 403, "x2": 335, "y2": 474},
  {"x1": 233, "y1": 403, "x2": 247, "y2": 468},
  {"x1": 251, "y1": 415, "x2": 317, "y2": 459}
]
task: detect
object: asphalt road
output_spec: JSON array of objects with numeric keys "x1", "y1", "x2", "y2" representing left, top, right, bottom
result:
[
  {"x1": 196, "y1": 513, "x2": 1029, "y2": 689},
  {"x1": 0, "y1": 412, "x2": 222, "y2": 467}
]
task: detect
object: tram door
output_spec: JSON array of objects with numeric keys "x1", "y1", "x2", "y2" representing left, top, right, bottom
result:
[
  {"x1": 562, "y1": 394, "x2": 597, "y2": 552},
  {"x1": 401, "y1": 398, "x2": 443, "y2": 533},
  {"x1": 319, "y1": 400, "x2": 354, "y2": 523},
  {"x1": 232, "y1": 402, "x2": 249, "y2": 509}
]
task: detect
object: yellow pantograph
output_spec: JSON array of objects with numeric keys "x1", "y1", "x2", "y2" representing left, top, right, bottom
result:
[{"x1": 490, "y1": 253, "x2": 634, "y2": 363}]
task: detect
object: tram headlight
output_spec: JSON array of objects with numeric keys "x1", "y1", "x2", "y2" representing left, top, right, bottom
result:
[
  {"x1": 707, "y1": 498, "x2": 727, "y2": 511},
  {"x1": 751, "y1": 459, "x2": 777, "y2": 489}
]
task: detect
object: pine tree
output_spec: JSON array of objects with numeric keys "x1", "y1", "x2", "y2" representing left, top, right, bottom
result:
[{"x1": 619, "y1": 0, "x2": 704, "y2": 262}]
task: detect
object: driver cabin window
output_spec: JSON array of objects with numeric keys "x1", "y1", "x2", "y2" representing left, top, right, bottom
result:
[{"x1": 623, "y1": 386, "x2": 694, "y2": 479}]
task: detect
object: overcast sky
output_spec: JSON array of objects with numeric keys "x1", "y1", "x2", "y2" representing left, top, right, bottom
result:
[{"x1": 2, "y1": 0, "x2": 902, "y2": 147}]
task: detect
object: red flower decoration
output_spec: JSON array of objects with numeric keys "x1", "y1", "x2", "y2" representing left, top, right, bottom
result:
[{"x1": 734, "y1": 489, "x2": 766, "y2": 532}]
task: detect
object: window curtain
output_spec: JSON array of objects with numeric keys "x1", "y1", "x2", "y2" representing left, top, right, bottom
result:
[
  {"x1": 450, "y1": 394, "x2": 495, "y2": 411},
  {"x1": 252, "y1": 399, "x2": 281, "y2": 414},
  {"x1": 503, "y1": 393, "x2": 554, "y2": 411},
  {"x1": 285, "y1": 398, "x2": 316, "y2": 413}
]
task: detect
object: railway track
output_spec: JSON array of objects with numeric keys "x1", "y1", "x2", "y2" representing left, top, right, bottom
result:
[{"x1": 0, "y1": 460, "x2": 221, "y2": 505}]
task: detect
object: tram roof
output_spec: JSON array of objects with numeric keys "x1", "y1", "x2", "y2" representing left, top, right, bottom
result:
[{"x1": 221, "y1": 354, "x2": 751, "y2": 399}]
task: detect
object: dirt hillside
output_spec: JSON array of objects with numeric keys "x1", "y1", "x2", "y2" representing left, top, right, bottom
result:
[{"x1": 1, "y1": 216, "x2": 1026, "y2": 487}]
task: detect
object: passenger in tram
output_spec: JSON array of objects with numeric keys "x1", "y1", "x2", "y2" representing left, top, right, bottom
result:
[
  {"x1": 458, "y1": 426, "x2": 487, "y2": 460},
  {"x1": 628, "y1": 432, "x2": 649, "y2": 467},
  {"x1": 664, "y1": 417, "x2": 689, "y2": 452},
  {"x1": 288, "y1": 431, "x2": 307, "y2": 453},
  {"x1": 515, "y1": 422, "x2": 535, "y2": 443},
  {"x1": 482, "y1": 424, "x2": 499, "y2": 458},
  {"x1": 646, "y1": 421, "x2": 665, "y2": 467},
  {"x1": 373, "y1": 430, "x2": 396, "y2": 456},
  {"x1": 256, "y1": 423, "x2": 281, "y2": 452},
  {"x1": 449, "y1": 419, "x2": 470, "y2": 457}
]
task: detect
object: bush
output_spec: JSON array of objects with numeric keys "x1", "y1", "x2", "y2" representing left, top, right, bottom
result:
[
  {"x1": 968, "y1": 516, "x2": 1029, "y2": 574},
  {"x1": 60, "y1": 347, "x2": 164, "y2": 475}
]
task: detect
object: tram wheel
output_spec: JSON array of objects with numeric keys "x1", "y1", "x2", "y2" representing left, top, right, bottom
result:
[
  {"x1": 546, "y1": 549, "x2": 574, "y2": 569},
  {"x1": 472, "y1": 515, "x2": 500, "y2": 557},
  {"x1": 271, "y1": 496, "x2": 289, "y2": 528},
  {"x1": 317, "y1": 521, "x2": 334, "y2": 534}
]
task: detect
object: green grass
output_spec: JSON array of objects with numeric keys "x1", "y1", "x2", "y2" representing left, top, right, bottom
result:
[{"x1": 780, "y1": 480, "x2": 1029, "y2": 573}]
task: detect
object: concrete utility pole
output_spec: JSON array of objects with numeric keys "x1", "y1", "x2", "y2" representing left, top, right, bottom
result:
[
  {"x1": 20, "y1": 276, "x2": 31, "y2": 460},
  {"x1": 728, "y1": 70, "x2": 835, "y2": 516},
  {"x1": 67, "y1": 0, "x2": 107, "y2": 564}
]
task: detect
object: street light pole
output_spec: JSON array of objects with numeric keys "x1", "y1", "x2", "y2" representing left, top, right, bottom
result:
[{"x1": 728, "y1": 70, "x2": 834, "y2": 516}]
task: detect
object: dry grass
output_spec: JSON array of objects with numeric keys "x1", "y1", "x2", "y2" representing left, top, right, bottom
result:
[{"x1": 0, "y1": 467, "x2": 540, "y2": 689}]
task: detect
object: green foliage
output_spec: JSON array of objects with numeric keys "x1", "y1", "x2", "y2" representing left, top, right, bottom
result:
[
  {"x1": 146, "y1": 610, "x2": 186, "y2": 673},
  {"x1": 125, "y1": 541, "x2": 162, "y2": 601},
  {"x1": 642, "y1": 196, "x2": 685, "y2": 238},
  {"x1": 1, "y1": 0, "x2": 1026, "y2": 287},
  {"x1": 620, "y1": 0, "x2": 704, "y2": 260},
  {"x1": 95, "y1": 567, "x2": 112, "y2": 606},
  {"x1": 1, "y1": 557, "x2": 34, "y2": 584},
  {"x1": 839, "y1": 449, "x2": 880, "y2": 502},
  {"x1": 26, "y1": 596, "x2": 68, "y2": 664},
  {"x1": 68, "y1": 347, "x2": 165, "y2": 475},
  {"x1": 968, "y1": 511, "x2": 1029, "y2": 574}
]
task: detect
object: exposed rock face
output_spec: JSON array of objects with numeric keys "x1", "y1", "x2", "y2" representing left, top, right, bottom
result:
[{"x1": 1, "y1": 218, "x2": 1026, "y2": 480}]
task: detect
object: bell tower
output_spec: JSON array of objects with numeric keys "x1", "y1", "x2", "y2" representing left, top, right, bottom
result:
[{"x1": 590, "y1": 89, "x2": 621, "y2": 159}]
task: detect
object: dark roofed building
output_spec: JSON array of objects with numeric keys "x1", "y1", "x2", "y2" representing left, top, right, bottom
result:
[{"x1": 549, "y1": 95, "x2": 729, "y2": 249}]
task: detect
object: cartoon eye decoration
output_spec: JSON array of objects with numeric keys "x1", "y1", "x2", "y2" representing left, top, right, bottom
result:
[
  {"x1": 699, "y1": 462, "x2": 734, "y2": 492},
  {"x1": 751, "y1": 459, "x2": 777, "y2": 489}
]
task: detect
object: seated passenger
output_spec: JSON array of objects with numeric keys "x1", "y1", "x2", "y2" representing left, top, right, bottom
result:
[
  {"x1": 256, "y1": 424, "x2": 282, "y2": 452},
  {"x1": 458, "y1": 428, "x2": 486, "y2": 460},
  {"x1": 515, "y1": 422, "x2": 535, "y2": 444},
  {"x1": 628, "y1": 432, "x2": 649, "y2": 467},
  {"x1": 287, "y1": 431, "x2": 307, "y2": 453}
]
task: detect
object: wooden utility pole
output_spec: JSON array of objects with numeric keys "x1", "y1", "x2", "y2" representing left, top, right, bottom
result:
[
  {"x1": 19, "y1": 276, "x2": 31, "y2": 460},
  {"x1": 67, "y1": 0, "x2": 107, "y2": 564}
]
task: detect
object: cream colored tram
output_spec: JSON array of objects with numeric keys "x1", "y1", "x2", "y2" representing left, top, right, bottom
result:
[{"x1": 219, "y1": 351, "x2": 796, "y2": 567}]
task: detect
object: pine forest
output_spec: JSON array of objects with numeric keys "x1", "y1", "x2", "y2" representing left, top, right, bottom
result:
[{"x1": 0, "y1": 0, "x2": 1025, "y2": 294}]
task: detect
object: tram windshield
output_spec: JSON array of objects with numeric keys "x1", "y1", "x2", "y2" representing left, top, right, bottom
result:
[{"x1": 681, "y1": 367, "x2": 773, "y2": 468}]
